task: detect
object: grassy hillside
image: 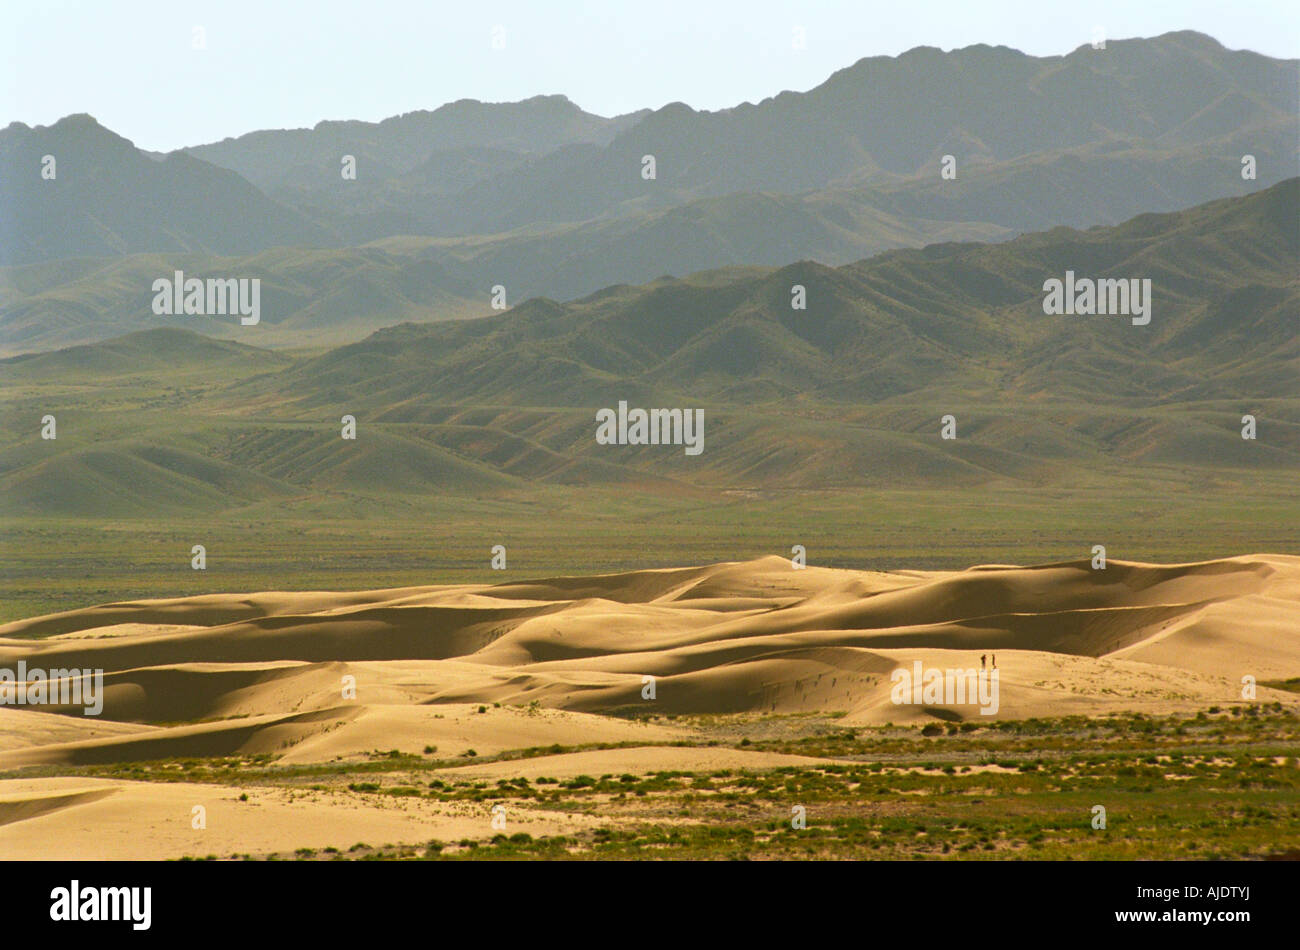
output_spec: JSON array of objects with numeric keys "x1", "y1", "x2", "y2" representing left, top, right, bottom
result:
[
  {"x1": 247, "y1": 179, "x2": 1299, "y2": 411},
  {"x1": 2, "y1": 184, "x2": 1294, "y2": 619},
  {"x1": 0, "y1": 247, "x2": 485, "y2": 354}
]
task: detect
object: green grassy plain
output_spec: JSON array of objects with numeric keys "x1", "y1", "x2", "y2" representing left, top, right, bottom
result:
[{"x1": 3, "y1": 478, "x2": 1297, "y2": 624}]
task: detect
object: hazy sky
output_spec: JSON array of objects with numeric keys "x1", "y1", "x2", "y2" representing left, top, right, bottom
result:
[{"x1": 4, "y1": 0, "x2": 1297, "y2": 152}]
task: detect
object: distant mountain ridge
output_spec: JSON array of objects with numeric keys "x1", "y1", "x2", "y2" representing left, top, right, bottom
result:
[
  {"x1": 182, "y1": 94, "x2": 650, "y2": 194},
  {"x1": 3, "y1": 31, "x2": 1294, "y2": 274},
  {"x1": 297, "y1": 31, "x2": 1295, "y2": 239},
  {"x1": 2, "y1": 30, "x2": 1295, "y2": 366},
  {"x1": 0, "y1": 115, "x2": 332, "y2": 264}
]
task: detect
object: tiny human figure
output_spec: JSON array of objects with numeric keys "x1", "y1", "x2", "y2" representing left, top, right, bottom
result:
[
  {"x1": 992, "y1": 653, "x2": 997, "y2": 669},
  {"x1": 980, "y1": 654, "x2": 986, "y2": 670}
]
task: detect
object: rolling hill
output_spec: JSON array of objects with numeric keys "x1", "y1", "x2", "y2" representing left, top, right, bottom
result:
[
  {"x1": 253, "y1": 178, "x2": 1300, "y2": 410},
  {"x1": 3, "y1": 183, "x2": 1295, "y2": 517},
  {"x1": 0, "y1": 246, "x2": 484, "y2": 354}
]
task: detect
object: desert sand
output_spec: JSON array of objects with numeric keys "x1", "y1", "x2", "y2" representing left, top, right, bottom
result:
[{"x1": 1, "y1": 554, "x2": 1297, "y2": 857}]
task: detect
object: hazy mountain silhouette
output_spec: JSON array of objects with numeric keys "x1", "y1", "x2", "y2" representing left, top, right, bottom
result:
[
  {"x1": 183, "y1": 95, "x2": 649, "y2": 194},
  {"x1": 382, "y1": 31, "x2": 1293, "y2": 236},
  {"x1": 4, "y1": 31, "x2": 1293, "y2": 294},
  {"x1": 0, "y1": 115, "x2": 332, "y2": 265}
]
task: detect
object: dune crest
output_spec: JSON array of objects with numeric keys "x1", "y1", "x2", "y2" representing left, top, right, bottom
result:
[{"x1": 0, "y1": 555, "x2": 1296, "y2": 769}]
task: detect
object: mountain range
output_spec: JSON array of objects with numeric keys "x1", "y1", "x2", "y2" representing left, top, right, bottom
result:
[
  {"x1": 2, "y1": 30, "x2": 1295, "y2": 357},
  {"x1": 2, "y1": 179, "x2": 1294, "y2": 515}
]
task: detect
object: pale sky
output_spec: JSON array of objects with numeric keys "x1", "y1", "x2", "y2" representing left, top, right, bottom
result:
[{"x1": 3, "y1": 0, "x2": 1297, "y2": 152}]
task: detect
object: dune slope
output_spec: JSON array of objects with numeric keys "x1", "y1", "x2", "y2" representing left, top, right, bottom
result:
[{"x1": 0, "y1": 554, "x2": 1295, "y2": 770}]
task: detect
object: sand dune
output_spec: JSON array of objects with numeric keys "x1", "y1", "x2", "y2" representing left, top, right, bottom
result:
[
  {"x1": 3, "y1": 554, "x2": 1297, "y2": 858},
  {"x1": 1, "y1": 554, "x2": 1296, "y2": 769},
  {"x1": 0, "y1": 702, "x2": 683, "y2": 769},
  {"x1": 0, "y1": 776, "x2": 622, "y2": 860}
]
